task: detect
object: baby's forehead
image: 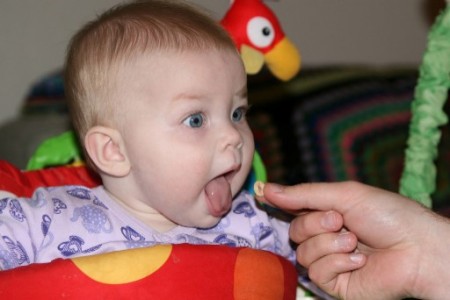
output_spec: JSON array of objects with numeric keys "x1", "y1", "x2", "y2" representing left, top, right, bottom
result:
[
  {"x1": 127, "y1": 46, "x2": 239, "y2": 62},
  {"x1": 113, "y1": 44, "x2": 242, "y2": 72},
  {"x1": 108, "y1": 47, "x2": 245, "y2": 102},
  {"x1": 112, "y1": 47, "x2": 241, "y2": 79}
]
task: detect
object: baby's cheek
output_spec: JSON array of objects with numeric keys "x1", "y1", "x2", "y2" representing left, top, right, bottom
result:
[{"x1": 244, "y1": 143, "x2": 255, "y2": 171}]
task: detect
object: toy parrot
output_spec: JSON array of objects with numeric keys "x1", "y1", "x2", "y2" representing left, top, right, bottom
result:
[{"x1": 221, "y1": 0, "x2": 301, "y2": 81}]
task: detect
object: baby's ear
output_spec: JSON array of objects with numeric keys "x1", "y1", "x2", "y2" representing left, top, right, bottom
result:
[{"x1": 84, "y1": 126, "x2": 130, "y2": 177}]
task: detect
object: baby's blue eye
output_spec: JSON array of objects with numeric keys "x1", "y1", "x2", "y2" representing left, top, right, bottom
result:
[
  {"x1": 232, "y1": 107, "x2": 246, "y2": 122},
  {"x1": 183, "y1": 113, "x2": 204, "y2": 128}
]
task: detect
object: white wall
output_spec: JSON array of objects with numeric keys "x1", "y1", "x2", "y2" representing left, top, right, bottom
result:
[{"x1": 0, "y1": 0, "x2": 440, "y2": 125}]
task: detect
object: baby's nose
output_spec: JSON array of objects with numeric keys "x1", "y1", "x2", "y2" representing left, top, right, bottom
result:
[{"x1": 220, "y1": 123, "x2": 243, "y2": 150}]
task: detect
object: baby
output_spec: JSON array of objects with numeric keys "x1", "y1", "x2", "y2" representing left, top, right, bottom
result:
[{"x1": 0, "y1": 0, "x2": 294, "y2": 270}]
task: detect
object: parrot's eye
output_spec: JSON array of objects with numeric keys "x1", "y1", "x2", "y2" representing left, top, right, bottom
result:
[
  {"x1": 262, "y1": 27, "x2": 271, "y2": 36},
  {"x1": 247, "y1": 16, "x2": 275, "y2": 48}
]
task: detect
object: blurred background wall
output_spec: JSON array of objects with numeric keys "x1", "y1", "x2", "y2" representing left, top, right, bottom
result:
[{"x1": 0, "y1": 0, "x2": 445, "y2": 125}]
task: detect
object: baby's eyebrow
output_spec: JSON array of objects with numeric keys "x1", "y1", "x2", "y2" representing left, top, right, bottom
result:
[
  {"x1": 172, "y1": 92, "x2": 205, "y2": 102},
  {"x1": 236, "y1": 85, "x2": 248, "y2": 99}
]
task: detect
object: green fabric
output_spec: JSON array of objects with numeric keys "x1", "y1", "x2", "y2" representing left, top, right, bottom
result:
[{"x1": 400, "y1": 5, "x2": 450, "y2": 207}]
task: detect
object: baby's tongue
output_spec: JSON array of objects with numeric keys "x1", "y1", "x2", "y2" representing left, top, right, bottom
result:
[{"x1": 205, "y1": 176, "x2": 232, "y2": 217}]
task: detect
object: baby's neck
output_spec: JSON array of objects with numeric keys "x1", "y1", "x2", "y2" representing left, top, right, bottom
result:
[
  {"x1": 127, "y1": 208, "x2": 178, "y2": 233},
  {"x1": 105, "y1": 189, "x2": 177, "y2": 233}
]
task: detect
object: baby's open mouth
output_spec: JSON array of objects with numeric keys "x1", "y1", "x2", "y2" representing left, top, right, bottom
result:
[
  {"x1": 205, "y1": 176, "x2": 232, "y2": 217},
  {"x1": 204, "y1": 165, "x2": 241, "y2": 217}
]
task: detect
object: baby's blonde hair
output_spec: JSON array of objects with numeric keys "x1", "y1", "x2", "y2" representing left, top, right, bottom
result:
[{"x1": 65, "y1": 0, "x2": 237, "y2": 148}]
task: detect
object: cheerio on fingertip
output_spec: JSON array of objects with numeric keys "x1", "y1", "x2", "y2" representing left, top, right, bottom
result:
[{"x1": 254, "y1": 181, "x2": 265, "y2": 197}]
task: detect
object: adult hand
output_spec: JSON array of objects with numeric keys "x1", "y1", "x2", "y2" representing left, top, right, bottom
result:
[{"x1": 256, "y1": 181, "x2": 450, "y2": 300}]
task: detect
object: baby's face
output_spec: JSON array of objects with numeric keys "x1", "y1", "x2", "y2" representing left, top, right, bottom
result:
[{"x1": 113, "y1": 48, "x2": 254, "y2": 229}]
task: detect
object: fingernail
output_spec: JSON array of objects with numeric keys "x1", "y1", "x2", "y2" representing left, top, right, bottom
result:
[
  {"x1": 337, "y1": 232, "x2": 353, "y2": 249},
  {"x1": 268, "y1": 183, "x2": 284, "y2": 193},
  {"x1": 349, "y1": 253, "x2": 364, "y2": 264},
  {"x1": 321, "y1": 211, "x2": 338, "y2": 230}
]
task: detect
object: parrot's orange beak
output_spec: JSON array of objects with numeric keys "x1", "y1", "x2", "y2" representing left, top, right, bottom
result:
[{"x1": 264, "y1": 37, "x2": 301, "y2": 81}]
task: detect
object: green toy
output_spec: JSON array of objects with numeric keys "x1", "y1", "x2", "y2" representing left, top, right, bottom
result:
[
  {"x1": 399, "y1": 3, "x2": 450, "y2": 208},
  {"x1": 26, "y1": 131, "x2": 82, "y2": 170}
]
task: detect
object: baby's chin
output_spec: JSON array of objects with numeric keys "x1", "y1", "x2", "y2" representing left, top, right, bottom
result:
[
  {"x1": 231, "y1": 178, "x2": 247, "y2": 198},
  {"x1": 185, "y1": 214, "x2": 226, "y2": 230}
]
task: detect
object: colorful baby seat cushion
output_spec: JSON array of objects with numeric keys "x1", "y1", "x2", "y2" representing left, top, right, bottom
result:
[{"x1": 0, "y1": 240, "x2": 297, "y2": 299}]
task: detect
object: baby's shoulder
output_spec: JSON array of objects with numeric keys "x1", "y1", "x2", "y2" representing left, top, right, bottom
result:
[{"x1": 24, "y1": 185, "x2": 108, "y2": 210}]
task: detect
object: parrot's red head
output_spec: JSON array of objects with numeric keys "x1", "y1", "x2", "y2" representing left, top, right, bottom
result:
[{"x1": 221, "y1": 0, "x2": 301, "y2": 81}]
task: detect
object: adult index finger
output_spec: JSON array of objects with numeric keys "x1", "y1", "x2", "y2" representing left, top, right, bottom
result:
[{"x1": 255, "y1": 181, "x2": 369, "y2": 215}]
